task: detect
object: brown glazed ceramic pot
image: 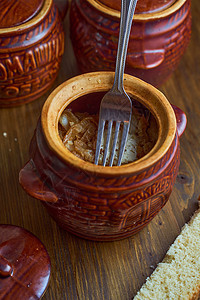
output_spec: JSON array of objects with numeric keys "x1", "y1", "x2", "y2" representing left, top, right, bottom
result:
[
  {"x1": 0, "y1": 0, "x2": 65, "y2": 107},
  {"x1": 70, "y1": 0, "x2": 191, "y2": 87},
  {"x1": 19, "y1": 72, "x2": 187, "y2": 241}
]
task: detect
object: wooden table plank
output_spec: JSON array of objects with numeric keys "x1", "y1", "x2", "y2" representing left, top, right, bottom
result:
[{"x1": 0, "y1": 1, "x2": 200, "y2": 299}]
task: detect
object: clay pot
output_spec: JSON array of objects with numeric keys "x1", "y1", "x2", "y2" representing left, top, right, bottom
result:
[
  {"x1": 0, "y1": 0, "x2": 65, "y2": 107},
  {"x1": 19, "y1": 71, "x2": 186, "y2": 241},
  {"x1": 70, "y1": 0, "x2": 191, "y2": 87}
]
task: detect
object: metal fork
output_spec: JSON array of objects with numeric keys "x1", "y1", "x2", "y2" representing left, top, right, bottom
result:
[{"x1": 94, "y1": 0, "x2": 138, "y2": 166}]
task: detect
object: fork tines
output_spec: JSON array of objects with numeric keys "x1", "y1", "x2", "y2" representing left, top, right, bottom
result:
[{"x1": 95, "y1": 118, "x2": 130, "y2": 167}]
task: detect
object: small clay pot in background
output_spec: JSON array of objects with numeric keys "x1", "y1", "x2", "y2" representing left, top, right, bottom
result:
[
  {"x1": 70, "y1": 0, "x2": 191, "y2": 87},
  {"x1": 0, "y1": 0, "x2": 66, "y2": 107}
]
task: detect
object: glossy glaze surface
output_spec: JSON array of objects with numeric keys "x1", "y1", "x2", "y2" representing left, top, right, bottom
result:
[
  {"x1": 19, "y1": 72, "x2": 186, "y2": 241},
  {"x1": 70, "y1": 0, "x2": 191, "y2": 87},
  {"x1": 0, "y1": 0, "x2": 64, "y2": 107},
  {"x1": 0, "y1": 225, "x2": 51, "y2": 299}
]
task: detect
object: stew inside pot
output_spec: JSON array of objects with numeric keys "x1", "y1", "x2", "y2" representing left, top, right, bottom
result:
[{"x1": 58, "y1": 92, "x2": 158, "y2": 165}]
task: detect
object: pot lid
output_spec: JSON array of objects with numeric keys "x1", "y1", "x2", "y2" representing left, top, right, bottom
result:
[
  {"x1": 0, "y1": 224, "x2": 51, "y2": 299},
  {"x1": 0, "y1": 0, "x2": 45, "y2": 29},
  {"x1": 96, "y1": 0, "x2": 177, "y2": 14}
]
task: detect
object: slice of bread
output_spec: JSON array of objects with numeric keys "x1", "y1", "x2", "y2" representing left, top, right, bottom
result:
[{"x1": 134, "y1": 207, "x2": 200, "y2": 300}]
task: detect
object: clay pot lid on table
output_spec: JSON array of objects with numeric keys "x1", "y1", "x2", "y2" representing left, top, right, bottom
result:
[
  {"x1": 0, "y1": 224, "x2": 51, "y2": 299},
  {"x1": 91, "y1": 0, "x2": 177, "y2": 14},
  {"x1": 0, "y1": 0, "x2": 45, "y2": 29}
]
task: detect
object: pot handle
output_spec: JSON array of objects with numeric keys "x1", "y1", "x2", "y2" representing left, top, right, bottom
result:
[
  {"x1": 19, "y1": 160, "x2": 58, "y2": 203},
  {"x1": 171, "y1": 104, "x2": 187, "y2": 137}
]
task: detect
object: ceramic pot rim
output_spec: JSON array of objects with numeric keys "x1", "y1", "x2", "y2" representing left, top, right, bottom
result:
[
  {"x1": 87, "y1": 0, "x2": 187, "y2": 20},
  {"x1": 41, "y1": 71, "x2": 176, "y2": 176},
  {"x1": 0, "y1": 0, "x2": 52, "y2": 34}
]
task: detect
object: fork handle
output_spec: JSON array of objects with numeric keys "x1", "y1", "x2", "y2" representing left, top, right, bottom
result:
[{"x1": 112, "y1": 0, "x2": 138, "y2": 93}]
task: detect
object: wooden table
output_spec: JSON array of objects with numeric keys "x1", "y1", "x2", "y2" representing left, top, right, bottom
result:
[{"x1": 1, "y1": 1, "x2": 200, "y2": 299}]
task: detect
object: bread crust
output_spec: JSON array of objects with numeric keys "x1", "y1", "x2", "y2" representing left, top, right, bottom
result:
[{"x1": 134, "y1": 205, "x2": 200, "y2": 300}]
